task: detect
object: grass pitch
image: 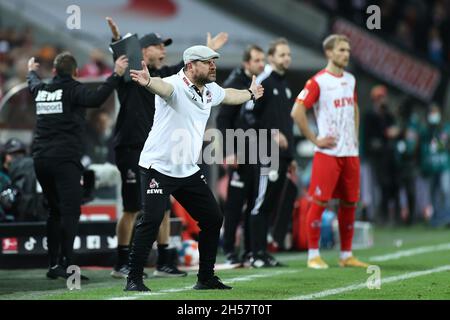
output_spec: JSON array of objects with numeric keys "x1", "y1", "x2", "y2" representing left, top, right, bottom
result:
[{"x1": 1, "y1": 225, "x2": 450, "y2": 300}]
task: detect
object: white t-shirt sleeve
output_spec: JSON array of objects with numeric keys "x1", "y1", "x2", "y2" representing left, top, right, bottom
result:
[
  {"x1": 161, "y1": 75, "x2": 180, "y2": 104},
  {"x1": 210, "y1": 82, "x2": 226, "y2": 107}
]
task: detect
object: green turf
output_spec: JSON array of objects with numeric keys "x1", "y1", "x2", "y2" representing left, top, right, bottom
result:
[{"x1": 1, "y1": 225, "x2": 450, "y2": 300}]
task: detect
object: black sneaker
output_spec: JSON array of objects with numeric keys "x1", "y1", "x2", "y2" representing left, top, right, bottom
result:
[
  {"x1": 46, "y1": 265, "x2": 68, "y2": 279},
  {"x1": 263, "y1": 252, "x2": 286, "y2": 267},
  {"x1": 111, "y1": 265, "x2": 148, "y2": 279},
  {"x1": 241, "y1": 251, "x2": 252, "y2": 267},
  {"x1": 193, "y1": 276, "x2": 232, "y2": 290},
  {"x1": 250, "y1": 253, "x2": 272, "y2": 268},
  {"x1": 47, "y1": 265, "x2": 90, "y2": 280},
  {"x1": 124, "y1": 278, "x2": 151, "y2": 292},
  {"x1": 153, "y1": 265, "x2": 188, "y2": 277},
  {"x1": 225, "y1": 252, "x2": 241, "y2": 265}
]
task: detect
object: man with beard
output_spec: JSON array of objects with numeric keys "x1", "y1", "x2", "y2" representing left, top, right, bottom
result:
[
  {"x1": 106, "y1": 17, "x2": 228, "y2": 278},
  {"x1": 241, "y1": 38, "x2": 297, "y2": 268},
  {"x1": 125, "y1": 45, "x2": 264, "y2": 291},
  {"x1": 216, "y1": 45, "x2": 266, "y2": 265}
]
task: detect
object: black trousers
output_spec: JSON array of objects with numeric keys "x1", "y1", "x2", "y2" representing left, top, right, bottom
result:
[
  {"x1": 222, "y1": 164, "x2": 256, "y2": 255},
  {"x1": 128, "y1": 168, "x2": 223, "y2": 281},
  {"x1": 249, "y1": 158, "x2": 296, "y2": 254},
  {"x1": 34, "y1": 158, "x2": 83, "y2": 267}
]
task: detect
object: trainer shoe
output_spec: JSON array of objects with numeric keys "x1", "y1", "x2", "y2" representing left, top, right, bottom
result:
[
  {"x1": 124, "y1": 278, "x2": 150, "y2": 292},
  {"x1": 307, "y1": 256, "x2": 329, "y2": 269},
  {"x1": 46, "y1": 265, "x2": 68, "y2": 279},
  {"x1": 111, "y1": 265, "x2": 148, "y2": 279},
  {"x1": 153, "y1": 265, "x2": 188, "y2": 277},
  {"x1": 263, "y1": 252, "x2": 286, "y2": 267},
  {"x1": 250, "y1": 253, "x2": 272, "y2": 268},
  {"x1": 225, "y1": 252, "x2": 241, "y2": 265},
  {"x1": 339, "y1": 256, "x2": 369, "y2": 268},
  {"x1": 47, "y1": 265, "x2": 90, "y2": 280},
  {"x1": 240, "y1": 251, "x2": 252, "y2": 267},
  {"x1": 193, "y1": 276, "x2": 232, "y2": 290}
]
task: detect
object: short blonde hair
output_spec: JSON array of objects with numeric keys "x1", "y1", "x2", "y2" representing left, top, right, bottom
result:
[{"x1": 322, "y1": 34, "x2": 350, "y2": 52}]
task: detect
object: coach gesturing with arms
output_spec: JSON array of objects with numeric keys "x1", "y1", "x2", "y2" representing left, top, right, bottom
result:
[
  {"x1": 27, "y1": 53, "x2": 128, "y2": 280},
  {"x1": 125, "y1": 45, "x2": 263, "y2": 292}
]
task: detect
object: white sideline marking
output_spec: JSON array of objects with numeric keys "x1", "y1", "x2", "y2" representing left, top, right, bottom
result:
[
  {"x1": 110, "y1": 242, "x2": 450, "y2": 300},
  {"x1": 108, "y1": 270, "x2": 298, "y2": 300},
  {"x1": 369, "y1": 243, "x2": 450, "y2": 262},
  {"x1": 289, "y1": 265, "x2": 450, "y2": 300}
]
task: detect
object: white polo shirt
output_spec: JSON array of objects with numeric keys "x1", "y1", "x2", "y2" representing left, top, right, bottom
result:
[{"x1": 139, "y1": 69, "x2": 226, "y2": 177}]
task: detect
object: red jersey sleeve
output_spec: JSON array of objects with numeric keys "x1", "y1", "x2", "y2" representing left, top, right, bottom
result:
[{"x1": 296, "y1": 78, "x2": 320, "y2": 109}]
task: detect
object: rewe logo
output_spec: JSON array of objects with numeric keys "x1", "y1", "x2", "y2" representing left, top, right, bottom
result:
[
  {"x1": 36, "y1": 89, "x2": 63, "y2": 102},
  {"x1": 334, "y1": 97, "x2": 354, "y2": 108},
  {"x1": 147, "y1": 178, "x2": 163, "y2": 194}
]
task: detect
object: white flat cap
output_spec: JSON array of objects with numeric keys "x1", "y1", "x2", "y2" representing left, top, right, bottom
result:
[{"x1": 183, "y1": 45, "x2": 220, "y2": 64}]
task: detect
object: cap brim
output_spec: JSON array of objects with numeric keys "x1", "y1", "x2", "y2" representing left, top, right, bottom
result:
[
  {"x1": 199, "y1": 54, "x2": 220, "y2": 61},
  {"x1": 163, "y1": 38, "x2": 172, "y2": 46}
]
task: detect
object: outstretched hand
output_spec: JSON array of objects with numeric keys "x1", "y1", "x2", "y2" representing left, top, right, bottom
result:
[
  {"x1": 207, "y1": 32, "x2": 229, "y2": 51},
  {"x1": 27, "y1": 57, "x2": 40, "y2": 72},
  {"x1": 249, "y1": 75, "x2": 264, "y2": 100},
  {"x1": 130, "y1": 61, "x2": 151, "y2": 87},
  {"x1": 106, "y1": 17, "x2": 121, "y2": 41}
]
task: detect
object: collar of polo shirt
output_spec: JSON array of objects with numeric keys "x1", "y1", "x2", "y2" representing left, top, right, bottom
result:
[{"x1": 178, "y1": 69, "x2": 213, "y2": 103}]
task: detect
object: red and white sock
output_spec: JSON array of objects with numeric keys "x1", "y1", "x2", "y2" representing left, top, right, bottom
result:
[
  {"x1": 307, "y1": 202, "x2": 326, "y2": 257},
  {"x1": 338, "y1": 205, "x2": 356, "y2": 257}
]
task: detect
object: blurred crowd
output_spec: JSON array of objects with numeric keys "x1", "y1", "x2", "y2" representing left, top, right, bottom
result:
[
  {"x1": 0, "y1": 26, "x2": 112, "y2": 101},
  {"x1": 308, "y1": 0, "x2": 450, "y2": 68},
  {"x1": 360, "y1": 85, "x2": 450, "y2": 227}
]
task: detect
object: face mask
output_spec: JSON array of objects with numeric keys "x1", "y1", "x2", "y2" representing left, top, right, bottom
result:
[{"x1": 428, "y1": 113, "x2": 441, "y2": 125}]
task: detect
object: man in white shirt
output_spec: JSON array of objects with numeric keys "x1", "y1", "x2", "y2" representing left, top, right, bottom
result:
[{"x1": 125, "y1": 45, "x2": 264, "y2": 291}]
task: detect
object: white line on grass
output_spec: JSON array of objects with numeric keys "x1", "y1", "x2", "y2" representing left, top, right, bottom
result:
[
  {"x1": 109, "y1": 270, "x2": 298, "y2": 300},
  {"x1": 289, "y1": 265, "x2": 450, "y2": 300},
  {"x1": 369, "y1": 243, "x2": 450, "y2": 262}
]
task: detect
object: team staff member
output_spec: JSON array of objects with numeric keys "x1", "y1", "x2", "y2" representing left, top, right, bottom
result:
[
  {"x1": 126, "y1": 45, "x2": 264, "y2": 291},
  {"x1": 291, "y1": 34, "x2": 368, "y2": 269},
  {"x1": 242, "y1": 38, "x2": 297, "y2": 268},
  {"x1": 216, "y1": 45, "x2": 266, "y2": 265},
  {"x1": 27, "y1": 52, "x2": 128, "y2": 279},
  {"x1": 106, "y1": 17, "x2": 228, "y2": 278}
]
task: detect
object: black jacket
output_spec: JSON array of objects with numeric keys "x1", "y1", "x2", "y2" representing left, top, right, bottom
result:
[
  {"x1": 241, "y1": 69, "x2": 295, "y2": 161},
  {"x1": 112, "y1": 61, "x2": 184, "y2": 150},
  {"x1": 27, "y1": 70, "x2": 120, "y2": 160},
  {"x1": 216, "y1": 67, "x2": 252, "y2": 157}
]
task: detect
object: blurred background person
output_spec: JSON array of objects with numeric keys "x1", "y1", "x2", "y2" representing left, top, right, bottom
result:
[
  {"x1": 420, "y1": 104, "x2": 450, "y2": 227},
  {"x1": 363, "y1": 85, "x2": 401, "y2": 226},
  {"x1": 216, "y1": 44, "x2": 266, "y2": 265}
]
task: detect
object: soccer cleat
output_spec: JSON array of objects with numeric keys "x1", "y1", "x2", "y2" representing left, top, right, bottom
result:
[
  {"x1": 111, "y1": 265, "x2": 148, "y2": 279},
  {"x1": 153, "y1": 265, "x2": 188, "y2": 277},
  {"x1": 124, "y1": 278, "x2": 151, "y2": 292},
  {"x1": 307, "y1": 256, "x2": 329, "y2": 269},
  {"x1": 339, "y1": 256, "x2": 369, "y2": 268},
  {"x1": 193, "y1": 276, "x2": 232, "y2": 290}
]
